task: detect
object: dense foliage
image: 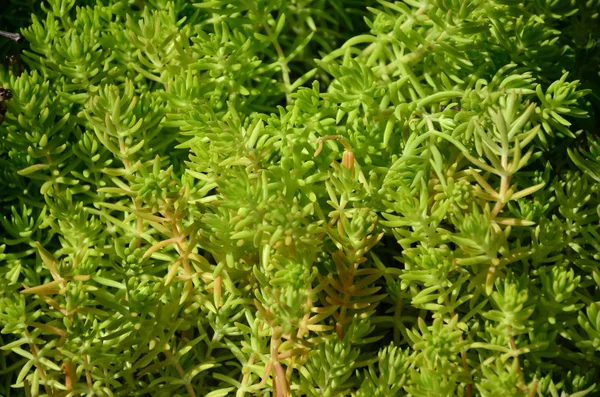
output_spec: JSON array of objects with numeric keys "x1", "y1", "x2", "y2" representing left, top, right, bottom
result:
[{"x1": 1, "y1": 0, "x2": 600, "y2": 396}]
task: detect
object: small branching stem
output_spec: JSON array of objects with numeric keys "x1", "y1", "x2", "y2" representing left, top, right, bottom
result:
[{"x1": 264, "y1": 24, "x2": 292, "y2": 105}]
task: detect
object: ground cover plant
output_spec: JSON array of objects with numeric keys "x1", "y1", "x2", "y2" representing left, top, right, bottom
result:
[{"x1": 1, "y1": 0, "x2": 600, "y2": 396}]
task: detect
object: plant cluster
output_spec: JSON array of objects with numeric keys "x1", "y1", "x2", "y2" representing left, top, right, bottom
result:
[{"x1": 1, "y1": 0, "x2": 600, "y2": 396}]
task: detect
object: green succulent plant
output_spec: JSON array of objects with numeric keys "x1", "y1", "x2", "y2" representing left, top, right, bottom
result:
[{"x1": 1, "y1": 0, "x2": 600, "y2": 396}]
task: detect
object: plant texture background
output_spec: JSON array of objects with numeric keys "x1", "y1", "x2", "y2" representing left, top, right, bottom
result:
[{"x1": 1, "y1": 0, "x2": 600, "y2": 396}]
